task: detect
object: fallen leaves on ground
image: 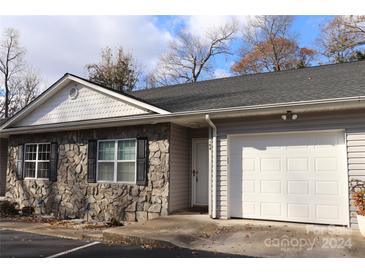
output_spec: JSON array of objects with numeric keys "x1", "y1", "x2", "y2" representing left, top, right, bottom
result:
[{"x1": 0, "y1": 215, "x2": 107, "y2": 230}]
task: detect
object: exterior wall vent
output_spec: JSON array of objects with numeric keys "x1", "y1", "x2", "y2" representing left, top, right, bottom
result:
[{"x1": 69, "y1": 87, "x2": 79, "y2": 100}]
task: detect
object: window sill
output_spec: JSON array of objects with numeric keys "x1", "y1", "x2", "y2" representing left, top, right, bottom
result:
[
  {"x1": 95, "y1": 181, "x2": 137, "y2": 186},
  {"x1": 23, "y1": 178, "x2": 50, "y2": 183}
]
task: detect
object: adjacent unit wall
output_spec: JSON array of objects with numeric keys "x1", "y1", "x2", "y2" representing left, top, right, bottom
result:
[
  {"x1": 214, "y1": 109, "x2": 365, "y2": 227},
  {"x1": 169, "y1": 124, "x2": 191, "y2": 212},
  {"x1": 0, "y1": 138, "x2": 8, "y2": 196}
]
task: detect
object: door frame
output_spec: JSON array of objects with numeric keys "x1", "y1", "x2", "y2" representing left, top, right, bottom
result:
[
  {"x1": 227, "y1": 129, "x2": 350, "y2": 226},
  {"x1": 191, "y1": 138, "x2": 209, "y2": 206}
]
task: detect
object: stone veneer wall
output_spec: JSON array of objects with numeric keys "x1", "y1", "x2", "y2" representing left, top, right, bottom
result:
[
  {"x1": 0, "y1": 138, "x2": 8, "y2": 196},
  {"x1": 5, "y1": 124, "x2": 170, "y2": 222}
]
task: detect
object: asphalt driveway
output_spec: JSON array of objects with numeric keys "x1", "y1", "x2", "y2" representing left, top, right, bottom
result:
[{"x1": 0, "y1": 229, "x2": 244, "y2": 258}]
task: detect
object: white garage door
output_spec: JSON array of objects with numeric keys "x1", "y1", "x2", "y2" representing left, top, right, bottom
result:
[{"x1": 229, "y1": 131, "x2": 349, "y2": 225}]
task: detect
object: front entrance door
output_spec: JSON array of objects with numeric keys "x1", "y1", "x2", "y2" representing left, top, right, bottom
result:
[{"x1": 192, "y1": 139, "x2": 209, "y2": 205}]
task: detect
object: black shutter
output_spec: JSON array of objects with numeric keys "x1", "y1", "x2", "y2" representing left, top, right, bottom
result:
[
  {"x1": 16, "y1": 144, "x2": 24, "y2": 180},
  {"x1": 136, "y1": 137, "x2": 148, "y2": 186},
  {"x1": 49, "y1": 142, "x2": 58, "y2": 182},
  {"x1": 88, "y1": 140, "x2": 97, "y2": 183}
]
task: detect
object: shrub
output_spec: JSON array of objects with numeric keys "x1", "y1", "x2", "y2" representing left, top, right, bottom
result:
[
  {"x1": 0, "y1": 201, "x2": 18, "y2": 216},
  {"x1": 352, "y1": 180, "x2": 365, "y2": 216},
  {"x1": 108, "y1": 217, "x2": 123, "y2": 227},
  {"x1": 21, "y1": 206, "x2": 34, "y2": 216}
]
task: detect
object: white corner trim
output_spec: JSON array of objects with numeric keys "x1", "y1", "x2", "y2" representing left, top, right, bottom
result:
[
  {"x1": 205, "y1": 114, "x2": 217, "y2": 219},
  {"x1": 0, "y1": 74, "x2": 170, "y2": 130}
]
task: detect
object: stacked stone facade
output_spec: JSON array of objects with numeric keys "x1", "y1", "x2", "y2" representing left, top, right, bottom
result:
[
  {"x1": 5, "y1": 124, "x2": 170, "y2": 222},
  {"x1": 0, "y1": 138, "x2": 7, "y2": 196}
]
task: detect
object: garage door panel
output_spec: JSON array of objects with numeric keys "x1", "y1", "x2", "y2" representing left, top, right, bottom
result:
[
  {"x1": 315, "y1": 158, "x2": 338, "y2": 171},
  {"x1": 260, "y1": 180, "x2": 282, "y2": 193},
  {"x1": 260, "y1": 158, "x2": 282, "y2": 171},
  {"x1": 243, "y1": 180, "x2": 255, "y2": 193},
  {"x1": 288, "y1": 203, "x2": 310, "y2": 219},
  {"x1": 260, "y1": 203, "x2": 282, "y2": 217},
  {"x1": 243, "y1": 202, "x2": 256, "y2": 216},
  {"x1": 287, "y1": 158, "x2": 309, "y2": 171},
  {"x1": 229, "y1": 131, "x2": 348, "y2": 225},
  {"x1": 243, "y1": 159, "x2": 256, "y2": 171},
  {"x1": 316, "y1": 205, "x2": 340, "y2": 221},
  {"x1": 315, "y1": 181, "x2": 339, "y2": 195},
  {"x1": 287, "y1": 180, "x2": 310, "y2": 195}
]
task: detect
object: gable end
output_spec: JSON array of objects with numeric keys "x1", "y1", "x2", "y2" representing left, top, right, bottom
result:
[{"x1": 13, "y1": 82, "x2": 151, "y2": 127}]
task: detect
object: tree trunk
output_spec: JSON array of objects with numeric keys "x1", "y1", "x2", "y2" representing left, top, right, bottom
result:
[{"x1": 4, "y1": 75, "x2": 9, "y2": 118}]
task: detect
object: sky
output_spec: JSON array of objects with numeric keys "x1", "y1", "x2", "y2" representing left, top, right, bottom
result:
[{"x1": 0, "y1": 15, "x2": 333, "y2": 89}]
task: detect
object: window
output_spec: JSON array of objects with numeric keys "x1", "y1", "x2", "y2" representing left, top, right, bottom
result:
[
  {"x1": 24, "y1": 143, "x2": 51, "y2": 179},
  {"x1": 97, "y1": 139, "x2": 136, "y2": 183}
]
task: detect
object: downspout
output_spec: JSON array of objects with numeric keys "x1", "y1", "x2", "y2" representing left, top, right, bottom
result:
[{"x1": 205, "y1": 114, "x2": 217, "y2": 219}]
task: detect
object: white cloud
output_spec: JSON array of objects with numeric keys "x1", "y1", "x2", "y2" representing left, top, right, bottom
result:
[
  {"x1": 213, "y1": 68, "x2": 231, "y2": 78},
  {"x1": 0, "y1": 16, "x2": 173, "y2": 85},
  {"x1": 182, "y1": 15, "x2": 249, "y2": 39},
  {"x1": 0, "y1": 16, "x2": 249, "y2": 89}
]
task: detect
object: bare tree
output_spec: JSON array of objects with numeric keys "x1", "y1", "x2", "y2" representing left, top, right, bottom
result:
[
  {"x1": 317, "y1": 16, "x2": 365, "y2": 63},
  {"x1": 13, "y1": 69, "x2": 39, "y2": 112},
  {"x1": 0, "y1": 68, "x2": 41, "y2": 117},
  {"x1": 340, "y1": 16, "x2": 365, "y2": 44},
  {"x1": 232, "y1": 16, "x2": 316, "y2": 74},
  {"x1": 149, "y1": 20, "x2": 238, "y2": 87},
  {"x1": 86, "y1": 47, "x2": 140, "y2": 93},
  {"x1": 0, "y1": 28, "x2": 25, "y2": 118}
]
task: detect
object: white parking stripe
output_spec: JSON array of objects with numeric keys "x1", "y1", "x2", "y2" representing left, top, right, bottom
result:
[{"x1": 47, "y1": 241, "x2": 100, "y2": 258}]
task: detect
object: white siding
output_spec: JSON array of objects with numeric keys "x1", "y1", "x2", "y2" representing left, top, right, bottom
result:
[
  {"x1": 215, "y1": 110, "x2": 365, "y2": 227},
  {"x1": 15, "y1": 83, "x2": 149, "y2": 127},
  {"x1": 346, "y1": 131, "x2": 365, "y2": 228},
  {"x1": 169, "y1": 124, "x2": 190, "y2": 212},
  {"x1": 217, "y1": 136, "x2": 228, "y2": 218}
]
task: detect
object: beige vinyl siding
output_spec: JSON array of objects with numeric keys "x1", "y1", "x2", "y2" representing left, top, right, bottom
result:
[
  {"x1": 169, "y1": 124, "x2": 191, "y2": 212},
  {"x1": 214, "y1": 110, "x2": 365, "y2": 227},
  {"x1": 217, "y1": 136, "x2": 228, "y2": 218},
  {"x1": 347, "y1": 131, "x2": 365, "y2": 228}
]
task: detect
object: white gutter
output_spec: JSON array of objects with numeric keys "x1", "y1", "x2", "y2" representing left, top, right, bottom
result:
[
  {"x1": 205, "y1": 114, "x2": 217, "y2": 219},
  {"x1": 1, "y1": 95, "x2": 365, "y2": 136}
]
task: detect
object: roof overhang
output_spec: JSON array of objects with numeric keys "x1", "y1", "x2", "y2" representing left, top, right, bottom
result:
[
  {"x1": 1, "y1": 95, "x2": 365, "y2": 137},
  {"x1": 0, "y1": 74, "x2": 170, "y2": 130}
]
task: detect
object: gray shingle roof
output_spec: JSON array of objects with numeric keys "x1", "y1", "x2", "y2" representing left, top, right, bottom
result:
[
  {"x1": 129, "y1": 61, "x2": 365, "y2": 112},
  {"x1": 0, "y1": 119, "x2": 8, "y2": 126}
]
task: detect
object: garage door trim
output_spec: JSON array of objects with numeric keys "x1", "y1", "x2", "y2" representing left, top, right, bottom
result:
[{"x1": 226, "y1": 129, "x2": 350, "y2": 226}]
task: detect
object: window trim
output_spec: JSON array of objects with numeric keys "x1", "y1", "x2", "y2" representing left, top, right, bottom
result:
[
  {"x1": 24, "y1": 142, "x2": 51, "y2": 180},
  {"x1": 96, "y1": 138, "x2": 137, "y2": 184}
]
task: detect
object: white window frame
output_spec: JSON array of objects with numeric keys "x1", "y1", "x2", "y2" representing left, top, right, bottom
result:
[
  {"x1": 24, "y1": 143, "x2": 51, "y2": 180},
  {"x1": 96, "y1": 138, "x2": 137, "y2": 184}
]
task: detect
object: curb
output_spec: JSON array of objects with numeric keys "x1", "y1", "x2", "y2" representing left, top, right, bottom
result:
[
  {"x1": 102, "y1": 230, "x2": 178, "y2": 248},
  {"x1": 102, "y1": 230, "x2": 250, "y2": 257},
  {"x1": 1, "y1": 224, "x2": 103, "y2": 242}
]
